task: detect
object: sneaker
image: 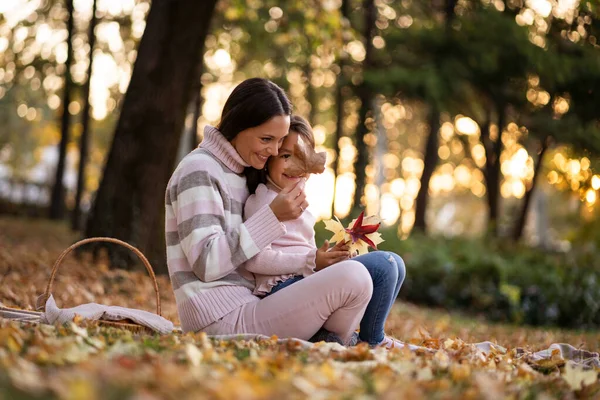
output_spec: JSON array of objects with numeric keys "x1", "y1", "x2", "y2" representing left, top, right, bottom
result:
[
  {"x1": 309, "y1": 329, "x2": 359, "y2": 346},
  {"x1": 376, "y1": 335, "x2": 407, "y2": 349}
]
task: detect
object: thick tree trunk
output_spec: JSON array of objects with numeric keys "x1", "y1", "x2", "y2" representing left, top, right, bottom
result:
[
  {"x1": 352, "y1": 0, "x2": 376, "y2": 214},
  {"x1": 85, "y1": 0, "x2": 218, "y2": 273},
  {"x1": 512, "y1": 137, "x2": 549, "y2": 241},
  {"x1": 190, "y1": 87, "x2": 202, "y2": 150},
  {"x1": 72, "y1": 0, "x2": 98, "y2": 231},
  {"x1": 49, "y1": 0, "x2": 75, "y2": 220},
  {"x1": 189, "y1": 56, "x2": 204, "y2": 151},
  {"x1": 413, "y1": 106, "x2": 440, "y2": 232}
]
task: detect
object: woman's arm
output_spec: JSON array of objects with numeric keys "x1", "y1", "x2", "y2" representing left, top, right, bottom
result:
[{"x1": 166, "y1": 167, "x2": 286, "y2": 282}]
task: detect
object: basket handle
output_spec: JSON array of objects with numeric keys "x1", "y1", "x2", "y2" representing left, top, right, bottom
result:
[{"x1": 36, "y1": 237, "x2": 161, "y2": 316}]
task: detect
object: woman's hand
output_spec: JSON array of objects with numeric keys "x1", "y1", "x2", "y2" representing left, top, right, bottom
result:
[
  {"x1": 269, "y1": 180, "x2": 309, "y2": 221},
  {"x1": 315, "y1": 240, "x2": 350, "y2": 271}
]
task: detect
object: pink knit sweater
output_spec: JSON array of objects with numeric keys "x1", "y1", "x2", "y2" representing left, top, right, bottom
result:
[{"x1": 243, "y1": 182, "x2": 318, "y2": 296}]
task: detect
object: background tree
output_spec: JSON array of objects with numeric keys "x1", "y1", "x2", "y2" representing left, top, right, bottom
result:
[
  {"x1": 351, "y1": 0, "x2": 376, "y2": 214},
  {"x1": 72, "y1": 0, "x2": 98, "y2": 231},
  {"x1": 85, "y1": 0, "x2": 218, "y2": 272},
  {"x1": 49, "y1": 0, "x2": 75, "y2": 220}
]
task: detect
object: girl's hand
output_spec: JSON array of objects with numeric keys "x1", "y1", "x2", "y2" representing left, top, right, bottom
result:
[
  {"x1": 269, "y1": 180, "x2": 309, "y2": 221},
  {"x1": 315, "y1": 240, "x2": 350, "y2": 271},
  {"x1": 331, "y1": 240, "x2": 350, "y2": 253}
]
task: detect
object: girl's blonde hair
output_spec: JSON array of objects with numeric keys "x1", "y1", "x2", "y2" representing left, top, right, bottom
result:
[{"x1": 289, "y1": 115, "x2": 316, "y2": 149}]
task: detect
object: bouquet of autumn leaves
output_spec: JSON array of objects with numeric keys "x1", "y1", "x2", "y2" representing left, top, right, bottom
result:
[{"x1": 323, "y1": 212, "x2": 384, "y2": 256}]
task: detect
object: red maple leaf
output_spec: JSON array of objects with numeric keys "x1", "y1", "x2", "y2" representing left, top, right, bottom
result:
[{"x1": 344, "y1": 211, "x2": 381, "y2": 250}]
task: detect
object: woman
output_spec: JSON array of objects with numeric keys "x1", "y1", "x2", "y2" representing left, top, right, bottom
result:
[{"x1": 165, "y1": 78, "x2": 403, "y2": 347}]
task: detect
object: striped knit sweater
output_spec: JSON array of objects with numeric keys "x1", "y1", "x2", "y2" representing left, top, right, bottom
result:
[{"x1": 165, "y1": 125, "x2": 287, "y2": 333}]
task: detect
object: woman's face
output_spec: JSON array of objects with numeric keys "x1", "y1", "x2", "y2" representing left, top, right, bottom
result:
[
  {"x1": 267, "y1": 132, "x2": 307, "y2": 189},
  {"x1": 231, "y1": 115, "x2": 290, "y2": 170}
]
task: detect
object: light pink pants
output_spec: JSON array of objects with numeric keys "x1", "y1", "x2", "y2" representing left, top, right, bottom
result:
[{"x1": 202, "y1": 261, "x2": 373, "y2": 344}]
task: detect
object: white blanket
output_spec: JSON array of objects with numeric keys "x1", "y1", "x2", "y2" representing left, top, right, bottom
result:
[{"x1": 40, "y1": 294, "x2": 174, "y2": 334}]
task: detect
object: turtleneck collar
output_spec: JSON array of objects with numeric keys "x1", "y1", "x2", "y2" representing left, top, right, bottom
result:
[{"x1": 199, "y1": 125, "x2": 250, "y2": 174}]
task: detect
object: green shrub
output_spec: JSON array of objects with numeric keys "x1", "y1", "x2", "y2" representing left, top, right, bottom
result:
[{"x1": 314, "y1": 221, "x2": 600, "y2": 329}]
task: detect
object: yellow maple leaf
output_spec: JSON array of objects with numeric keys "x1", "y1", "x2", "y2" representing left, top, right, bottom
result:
[
  {"x1": 323, "y1": 217, "x2": 348, "y2": 244},
  {"x1": 350, "y1": 240, "x2": 370, "y2": 256},
  {"x1": 562, "y1": 361, "x2": 598, "y2": 391}
]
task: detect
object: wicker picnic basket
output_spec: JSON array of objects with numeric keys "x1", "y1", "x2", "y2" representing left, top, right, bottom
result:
[{"x1": 36, "y1": 237, "x2": 162, "y2": 334}]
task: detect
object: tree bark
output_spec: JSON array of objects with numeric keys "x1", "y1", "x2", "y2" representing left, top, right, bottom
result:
[
  {"x1": 49, "y1": 0, "x2": 75, "y2": 220},
  {"x1": 413, "y1": 106, "x2": 440, "y2": 232},
  {"x1": 304, "y1": 62, "x2": 317, "y2": 126},
  {"x1": 189, "y1": 87, "x2": 202, "y2": 150},
  {"x1": 512, "y1": 137, "x2": 549, "y2": 241},
  {"x1": 85, "y1": 0, "x2": 218, "y2": 273},
  {"x1": 411, "y1": 0, "x2": 456, "y2": 233},
  {"x1": 331, "y1": 0, "x2": 350, "y2": 217},
  {"x1": 352, "y1": 0, "x2": 376, "y2": 214},
  {"x1": 72, "y1": 0, "x2": 98, "y2": 231},
  {"x1": 484, "y1": 103, "x2": 506, "y2": 236},
  {"x1": 189, "y1": 55, "x2": 204, "y2": 151}
]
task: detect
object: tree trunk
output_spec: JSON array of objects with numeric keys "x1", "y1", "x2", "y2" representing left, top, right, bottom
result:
[
  {"x1": 484, "y1": 103, "x2": 505, "y2": 236},
  {"x1": 190, "y1": 86, "x2": 202, "y2": 149},
  {"x1": 189, "y1": 56, "x2": 204, "y2": 151},
  {"x1": 411, "y1": 0, "x2": 456, "y2": 232},
  {"x1": 85, "y1": 0, "x2": 218, "y2": 273},
  {"x1": 352, "y1": 0, "x2": 376, "y2": 214},
  {"x1": 49, "y1": 0, "x2": 75, "y2": 220},
  {"x1": 304, "y1": 62, "x2": 317, "y2": 126},
  {"x1": 512, "y1": 137, "x2": 549, "y2": 241},
  {"x1": 72, "y1": 0, "x2": 98, "y2": 231},
  {"x1": 413, "y1": 106, "x2": 440, "y2": 232},
  {"x1": 331, "y1": 0, "x2": 350, "y2": 217}
]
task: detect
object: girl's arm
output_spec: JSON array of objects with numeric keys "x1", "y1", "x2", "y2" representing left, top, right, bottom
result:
[
  {"x1": 243, "y1": 186, "x2": 315, "y2": 276},
  {"x1": 166, "y1": 167, "x2": 286, "y2": 282},
  {"x1": 244, "y1": 246, "x2": 317, "y2": 276}
]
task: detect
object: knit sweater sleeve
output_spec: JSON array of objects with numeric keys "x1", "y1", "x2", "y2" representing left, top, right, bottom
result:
[
  {"x1": 166, "y1": 164, "x2": 285, "y2": 282},
  {"x1": 243, "y1": 186, "x2": 316, "y2": 276}
]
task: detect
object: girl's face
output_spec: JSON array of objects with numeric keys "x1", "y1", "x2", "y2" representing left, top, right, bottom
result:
[
  {"x1": 231, "y1": 115, "x2": 290, "y2": 170},
  {"x1": 267, "y1": 132, "x2": 307, "y2": 189}
]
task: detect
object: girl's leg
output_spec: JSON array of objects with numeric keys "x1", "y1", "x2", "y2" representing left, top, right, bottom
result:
[
  {"x1": 352, "y1": 251, "x2": 406, "y2": 345},
  {"x1": 386, "y1": 252, "x2": 406, "y2": 299},
  {"x1": 203, "y1": 261, "x2": 373, "y2": 345}
]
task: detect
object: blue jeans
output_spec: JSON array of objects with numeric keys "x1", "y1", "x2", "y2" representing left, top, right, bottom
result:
[
  {"x1": 353, "y1": 251, "x2": 405, "y2": 345},
  {"x1": 268, "y1": 275, "x2": 305, "y2": 295},
  {"x1": 264, "y1": 251, "x2": 406, "y2": 346}
]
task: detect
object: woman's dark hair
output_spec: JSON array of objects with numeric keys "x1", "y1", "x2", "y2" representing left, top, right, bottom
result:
[
  {"x1": 246, "y1": 115, "x2": 316, "y2": 194},
  {"x1": 218, "y1": 78, "x2": 292, "y2": 141}
]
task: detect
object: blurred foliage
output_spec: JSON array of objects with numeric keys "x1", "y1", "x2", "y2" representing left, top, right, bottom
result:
[
  {"x1": 2, "y1": 0, "x2": 600, "y2": 244},
  {"x1": 316, "y1": 220, "x2": 600, "y2": 330}
]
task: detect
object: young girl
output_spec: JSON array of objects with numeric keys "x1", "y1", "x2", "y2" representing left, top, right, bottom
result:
[{"x1": 243, "y1": 115, "x2": 408, "y2": 348}]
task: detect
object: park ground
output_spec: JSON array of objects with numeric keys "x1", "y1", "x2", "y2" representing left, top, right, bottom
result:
[{"x1": 0, "y1": 216, "x2": 599, "y2": 399}]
